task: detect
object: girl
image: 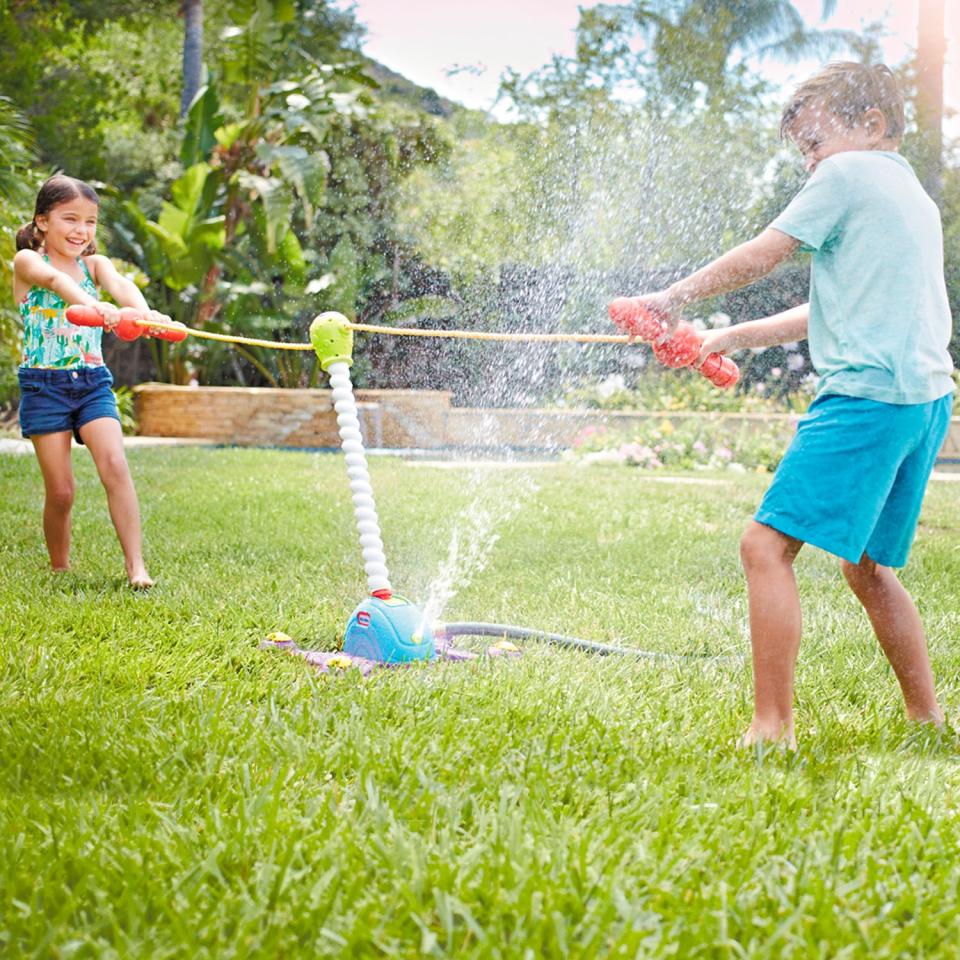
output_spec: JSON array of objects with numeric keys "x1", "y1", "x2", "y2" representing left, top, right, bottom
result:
[{"x1": 14, "y1": 174, "x2": 170, "y2": 589}]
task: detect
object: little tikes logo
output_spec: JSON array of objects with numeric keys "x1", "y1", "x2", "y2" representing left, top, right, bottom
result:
[{"x1": 357, "y1": 611, "x2": 371, "y2": 628}]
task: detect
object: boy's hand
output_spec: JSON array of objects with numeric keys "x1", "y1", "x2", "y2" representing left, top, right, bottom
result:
[
  {"x1": 650, "y1": 289, "x2": 685, "y2": 342},
  {"x1": 693, "y1": 329, "x2": 736, "y2": 368},
  {"x1": 611, "y1": 290, "x2": 684, "y2": 343},
  {"x1": 93, "y1": 301, "x2": 120, "y2": 330}
]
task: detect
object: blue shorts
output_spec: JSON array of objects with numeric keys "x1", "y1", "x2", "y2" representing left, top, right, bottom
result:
[
  {"x1": 755, "y1": 392, "x2": 953, "y2": 567},
  {"x1": 18, "y1": 366, "x2": 120, "y2": 445}
]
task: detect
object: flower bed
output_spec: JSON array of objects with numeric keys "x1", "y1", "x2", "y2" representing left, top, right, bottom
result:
[{"x1": 569, "y1": 416, "x2": 797, "y2": 473}]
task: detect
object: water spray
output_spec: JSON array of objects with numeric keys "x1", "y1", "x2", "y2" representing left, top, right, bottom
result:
[{"x1": 258, "y1": 311, "x2": 741, "y2": 671}]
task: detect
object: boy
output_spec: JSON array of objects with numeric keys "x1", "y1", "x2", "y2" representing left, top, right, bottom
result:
[{"x1": 613, "y1": 62, "x2": 955, "y2": 747}]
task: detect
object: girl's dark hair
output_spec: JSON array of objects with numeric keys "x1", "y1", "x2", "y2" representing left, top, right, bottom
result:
[{"x1": 16, "y1": 175, "x2": 100, "y2": 254}]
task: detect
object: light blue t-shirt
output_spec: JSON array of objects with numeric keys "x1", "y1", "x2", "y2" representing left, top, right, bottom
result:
[{"x1": 770, "y1": 150, "x2": 955, "y2": 405}]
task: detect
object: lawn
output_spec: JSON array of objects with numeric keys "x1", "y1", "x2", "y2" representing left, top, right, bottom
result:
[{"x1": 1, "y1": 446, "x2": 959, "y2": 958}]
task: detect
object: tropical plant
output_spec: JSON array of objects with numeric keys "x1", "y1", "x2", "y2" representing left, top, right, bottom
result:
[{"x1": 0, "y1": 95, "x2": 38, "y2": 404}]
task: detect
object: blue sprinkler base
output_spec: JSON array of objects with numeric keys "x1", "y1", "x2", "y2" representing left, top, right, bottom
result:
[{"x1": 343, "y1": 593, "x2": 435, "y2": 664}]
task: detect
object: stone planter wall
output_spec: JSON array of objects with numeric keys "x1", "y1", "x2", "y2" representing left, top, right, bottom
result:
[
  {"x1": 133, "y1": 384, "x2": 452, "y2": 450},
  {"x1": 133, "y1": 383, "x2": 960, "y2": 469}
]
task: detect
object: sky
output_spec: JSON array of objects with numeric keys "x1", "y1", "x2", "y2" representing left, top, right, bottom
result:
[{"x1": 348, "y1": 0, "x2": 959, "y2": 119}]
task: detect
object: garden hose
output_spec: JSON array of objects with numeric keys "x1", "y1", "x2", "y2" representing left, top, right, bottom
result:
[{"x1": 436, "y1": 622, "x2": 742, "y2": 663}]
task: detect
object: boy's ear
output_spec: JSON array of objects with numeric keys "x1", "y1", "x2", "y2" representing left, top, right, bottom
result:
[{"x1": 863, "y1": 107, "x2": 888, "y2": 140}]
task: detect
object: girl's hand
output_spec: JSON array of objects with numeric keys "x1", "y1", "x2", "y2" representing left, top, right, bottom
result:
[
  {"x1": 142, "y1": 308, "x2": 173, "y2": 336},
  {"x1": 93, "y1": 301, "x2": 120, "y2": 330}
]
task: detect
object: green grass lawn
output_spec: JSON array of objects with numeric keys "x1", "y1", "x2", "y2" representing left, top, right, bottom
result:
[{"x1": 1, "y1": 446, "x2": 959, "y2": 958}]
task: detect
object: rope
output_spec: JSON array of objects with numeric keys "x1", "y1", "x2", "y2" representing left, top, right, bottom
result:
[
  {"x1": 349, "y1": 322, "x2": 631, "y2": 345},
  {"x1": 133, "y1": 317, "x2": 633, "y2": 351}
]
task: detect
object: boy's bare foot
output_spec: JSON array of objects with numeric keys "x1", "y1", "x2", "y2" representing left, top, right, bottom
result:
[
  {"x1": 738, "y1": 721, "x2": 797, "y2": 751},
  {"x1": 907, "y1": 706, "x2": 945, "y2": 726}
]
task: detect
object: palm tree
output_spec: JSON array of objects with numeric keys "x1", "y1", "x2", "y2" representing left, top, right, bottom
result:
[
  {"x1": 637, "y1": 0, "x2": 852, "y2": 106},
  {"x1": 508, "y1": 0, "x2": 854, "y2": 115},
  {"x1": 0, "y1": 95, "x2": 35, "y2": 204},
  {"x1": 180, "y1": 0, "x2": 204, "y2": 118},
  {"x1": 916, "y1": 0, "x2": 944, "y2": 201}
]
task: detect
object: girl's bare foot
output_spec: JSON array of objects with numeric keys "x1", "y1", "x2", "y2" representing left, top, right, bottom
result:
[
  {"x1": 738, "y1": 720, "x2": 797, "y2": 751},
  {"x1": 127, "y1": 565, "x2": 154, "y2": 590},
  {"x1": 52, "y1": 564, "x2": 71, "y2": 573}
]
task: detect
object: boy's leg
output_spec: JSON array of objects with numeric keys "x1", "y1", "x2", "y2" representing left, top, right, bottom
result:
[
  {"x1": 840, "y1": 554, "x2": 942, "y2": 724},
  {"x1": 78, "y1": 417, "x2": 153, "y2": 587},
  {"x1": 30, "y1": 431, "x2": 76, "y2": 571},
  {"x1": 740, "y1": 520, "x2": 805, "y2": 745}
]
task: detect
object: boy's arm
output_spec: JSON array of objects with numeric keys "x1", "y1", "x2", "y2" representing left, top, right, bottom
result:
[
  {"x1": 619, "y1": 228, "x2": 801, "y2": 339},
  {"x1": 668, "y1": 229, "x2": 800, "y2": 308},
  {"x1": 696, "y1": 303, "x2": 809, "y2": 365}
]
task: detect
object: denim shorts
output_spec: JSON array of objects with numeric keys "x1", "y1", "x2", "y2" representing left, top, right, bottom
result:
[
  {"x1": 18, "y1": 365, "x2": 120, "y2": 445},
  {"x1": 755, "y1": 391, "x2": 954, "y2": 568}
]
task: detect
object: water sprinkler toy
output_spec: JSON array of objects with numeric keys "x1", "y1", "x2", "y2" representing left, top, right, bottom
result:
[
  {"x1": 607, "y1": 297, "x2": 739, "y2": 388},
  {"x1": 306, "y1": 311, "x2": 436, "y2": 665},
  {"x1": 66, "y1": 304, "x2": 188, "y2": 342}
]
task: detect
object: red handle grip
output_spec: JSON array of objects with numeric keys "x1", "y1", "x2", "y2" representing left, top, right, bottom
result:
[
  {"x1": 66, "y1": 305, "x2": 142, "y2": 341},
  {"x1": 697, "y1": 351, "x2": 739, "y2": 389},
  {"x1": 147, "y1": 323, "x2": 188, "y2": 343},
  {"x1": 608, "y1": 296, "x2": 665, "y2": 341},
  {"x1": 608, "y1": 297, "x2": 739, "y2": 389},
  {"x1": 65, "y1": 305, "x2": 187, "y2": 343},
  {"x1": 65, "y1": 305, "x2": 104, "y2": 327}
]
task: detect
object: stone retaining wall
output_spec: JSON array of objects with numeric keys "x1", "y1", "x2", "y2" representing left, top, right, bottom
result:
[{"x1": 133, "y1": 383, "x2": 960, "y2": 469}]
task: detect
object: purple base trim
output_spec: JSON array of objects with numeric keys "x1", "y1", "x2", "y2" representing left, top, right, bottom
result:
[{"x1": 260, "y1": 633, "x2": 519, "y2": 675}]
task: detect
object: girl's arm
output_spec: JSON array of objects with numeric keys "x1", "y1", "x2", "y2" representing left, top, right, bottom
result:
[
  {"x1": 696, "y1": 303, "x2": 809, "y2": 365},
  {"x1": 14, "y1": 249, "x2": 106, "y2": 309},
  {"x1": 87, "y1": 255, "x2": 173, "y2": 329},
  {"x1": 87, "y1": 255, "x2": 151, "y2": 312}
]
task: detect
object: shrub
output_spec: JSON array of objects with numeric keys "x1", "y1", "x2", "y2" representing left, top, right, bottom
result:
[{"x1": 570, "y1": 416, "x2": 797, "y2": 473}]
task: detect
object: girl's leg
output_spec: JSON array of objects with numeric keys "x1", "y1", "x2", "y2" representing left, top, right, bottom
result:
[
  {"x1": 30, "y1": 431, "x2": 76, "y2": 571},
  {"x1": 78, "y1": 417, "x2": 153, "y2": 588},
  {"x1": 739, "y1": 521, "x2": 805, "y2": 746},
  {"x1": 840, "y1": 555, "x2": 942, "y2": 724}
]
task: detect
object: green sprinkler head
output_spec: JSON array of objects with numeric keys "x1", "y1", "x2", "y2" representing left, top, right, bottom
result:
[{"x1": 309, "y1": 312, "x2": 353, "y2": 371}]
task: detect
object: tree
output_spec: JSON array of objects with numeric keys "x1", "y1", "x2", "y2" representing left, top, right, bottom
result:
[
  {"x1": 180, "y1": 0, "x2": 204, "y2": 118},
  {"x1": 503, "y1": 0, "x2": 854, "y2": 117},
  {"x1": 0, "y1": 95, "x2": 37, "y2": 400},
  {"x1": 915, "y1": 0, "x2": 945, "y2": 201}
]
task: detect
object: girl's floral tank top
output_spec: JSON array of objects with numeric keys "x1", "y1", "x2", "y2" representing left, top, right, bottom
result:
[{"x1": 19, "y1": 256, "x2": 103, "y2": 369}]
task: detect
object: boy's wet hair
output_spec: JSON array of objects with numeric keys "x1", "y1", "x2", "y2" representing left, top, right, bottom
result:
[
  {"x1": 16, "y1": 174, "x2": 100, "y2": 254},
  {"x1": 780, "y1": 62, "x2": 905, "y2": 142}
]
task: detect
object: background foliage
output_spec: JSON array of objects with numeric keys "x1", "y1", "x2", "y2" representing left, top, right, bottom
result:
[{"x1": 0, "y1": 0, "x2": 956, "y2": 408}]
